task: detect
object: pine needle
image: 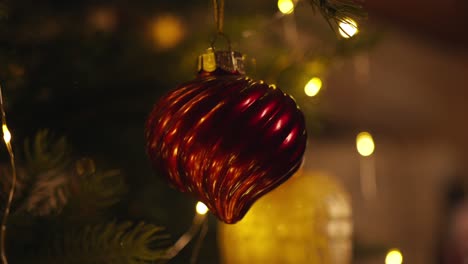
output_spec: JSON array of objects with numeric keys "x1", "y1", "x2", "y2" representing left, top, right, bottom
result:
[
  {"x1": 308, "y1": 0, "x2": 367, "y2": 32},
  {"x1": 0, "y1": 130, "x2": 170, "y2": 264},
  {"x1": 23, "y1": 168, "x2": 69, "y2": 216},
  {"x1": 21, "y1": 221, "x2": 170, "y2": 264},
  {"x1": 23, "y1": 130, "x2": 70, "y2": 174},
  {"x1": 63, "y1": 159, "x2": 127, "y2": 218},
  {"x1": 10, "y1": 130, "x2": 72, "y2": 215}
]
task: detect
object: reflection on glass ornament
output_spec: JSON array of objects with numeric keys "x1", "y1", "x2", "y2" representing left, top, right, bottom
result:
[{"x1": 218, "y1": 171, "x2": 353, "y2": 263}]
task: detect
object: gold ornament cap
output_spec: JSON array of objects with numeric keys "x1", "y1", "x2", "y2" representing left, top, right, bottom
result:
[{"x1": 198, "y1": 48, "x2": 246, "y2": 75}]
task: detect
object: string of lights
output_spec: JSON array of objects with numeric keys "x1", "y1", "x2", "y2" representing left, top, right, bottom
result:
[
  {"x1": 276, "y1": 0, "x2": 360, "y2": 98},
  {"x1": 0, "y1": 83, "x2": 16, "y2": 264},
  {"x1": 164, "y1": 202, "x2": 209, "y2": 262}
]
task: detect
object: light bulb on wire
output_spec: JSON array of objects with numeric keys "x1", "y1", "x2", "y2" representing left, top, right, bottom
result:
[
  {"x1": 385, "y1": 249, "x2": 403, "y2": 264},
  {"x1": 277, "y1": 0, "x2": 294, "y2": 14},
  {"x1": 2, "y1": 124, "x2": 11, "y2": 144},
  {"x1": 338, "y1": 18, "x2": 358, "y2": 38},
  {"x1": 196, "y1": 201, "x2": 208, "y2": 215},
  {"x1": 304, "y1": 77, "x2": 322, "y2": 97},
  {"x1": 356, "y1": 132, "x2": 375, "y2": 157}
]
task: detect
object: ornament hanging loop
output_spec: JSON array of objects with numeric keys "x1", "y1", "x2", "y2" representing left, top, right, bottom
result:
[
  {"x1": 210, "y1": 32, "x2": 232, "y2": 52},
  {"x1": 211, "y1": 0, "x2": 231, "y2": 52},
  {"x1": 212, "y1": 0, "x2": 225, "y2": 33}
]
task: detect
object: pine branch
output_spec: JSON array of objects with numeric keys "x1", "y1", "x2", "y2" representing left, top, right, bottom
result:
[
  {"x1": 20, "y1": 221, "x2": 170, "y2": 264},
  {"x1": 23, "y1": 129, "x2": 71, "y2": 174},
  {"x1": 22, "y1": 168, "x2": 70, "y2": 216},
  {"x1": 0, "y1": 130, "x2": 72, "y2": 215},
  {"x1": 308, "y1": 0, "x2": 367, "y2": 32},
  {"x1": 0, "y1": 130, "x2": 170, "y2": 264},
  {"x1": 0, "y1": 130, "x2": 125, "y2": 218},
  {"x1": 7, "y1": 130, "x2": 73, "y2": 215},
  {"x1": 0, "y1": 166, "x2": 28, "y2": 202},
  {"x1": 63, "y1": 159, "x2": 126, "y2": 219}
]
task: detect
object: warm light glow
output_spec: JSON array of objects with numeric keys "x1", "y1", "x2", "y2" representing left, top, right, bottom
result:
[
  {"x1": 339, "y1": 18, "x2": 358, "y2": 38},
  {"x1": 2, "y1": 125, "x2": 11, "y2": 144},
  {"x1": 385, "y1": 249, "x2": 403, "y2": 264},
  {"x1": 304, "y1": 77, "x2": 322, "y2": 97},
  {"x1": 219, "y1": 172, "x2": 353, "y2": 263},
  {"x1": 196, "y1": 201, "x2": 208, "y2": 215},
  {"x1": 277, "y1": 0, "x2": 294, "y2": 14},
  {"x1": 8, "y1": 64, "x2": 25, "y2": 78},
  {"x1": 150, "y1": 15, "x2": 185, "y2": 50},
  {"x1": 356, "y1": 132, "x2": 375, "y2": 157},
  {"x1": 88, "y1": 7, "x2": 117, "y2": 32}
]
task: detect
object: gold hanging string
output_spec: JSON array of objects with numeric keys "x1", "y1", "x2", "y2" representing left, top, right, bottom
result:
[
  {"x1": 0, "y1": 83, "x2": 16, "y2": 264},
  {"x1": 210, "y1": 0, "x2": 231, "y2": 51},
  {"x1": 212, "y1": 0, "x2": 225, "y2": 33}
]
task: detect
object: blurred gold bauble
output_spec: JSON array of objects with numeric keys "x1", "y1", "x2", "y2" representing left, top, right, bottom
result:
[{"x1": 218, "y1": 171, "x2": 353, "y2": 264}]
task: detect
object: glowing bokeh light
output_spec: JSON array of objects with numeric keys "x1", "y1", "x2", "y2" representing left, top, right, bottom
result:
[
  {"x1": 219, "y1": 172, "x2": 353, "y2": 263},
  {"x1": 304, "y1": 77, "x2": 322, "y2": 97},
  {"x1": 8, "y1": 64, "x2": 25, "y2": 78},
  {"x1": 356, "y1": 132, "x2": 375, "y2": 157},
  {"x1": 150, "y1": 15, "x2": 185, "y2": 50},
  {"x1": 278, "y1": 0, "x2": 294, "y2": 14},
  {"x1": 88, "y1": 7, "x2": 117, "y2": 32},
  {"x1": 339, "y1": 18, "x2": 358, "y2": 38},
  {"x1": 385, "y1": 249, "x2": 403, "y2": 264},
  {"x1": 196, "y1": 201, "x2": 209, "y2": 215}
]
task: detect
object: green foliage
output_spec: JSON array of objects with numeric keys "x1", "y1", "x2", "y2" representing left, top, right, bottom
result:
[
  {"x1": 22, "y1": 167, "x2": 70, "y2": 215},
  {"x1": 308, "y1": 0, "x2": 367, "y2": 33},
  {"x1": 16, "y1": 131, "x2": 126, "y2": 217},
  {"x1": 0, "y1": 130, "x2": 170, "y2": 264},
  {"x1": 29, "y1": 222, "x2": 169, "y2": 264},
  {"x1": 23, "y1": 129, "x2": 70, "y2": 174},
  {"x1": 63, "y1": 159, "x2": 126, "y2": 219},
  {"x1": 11, "y1": 130, "x2": 72, "y2": 216}
]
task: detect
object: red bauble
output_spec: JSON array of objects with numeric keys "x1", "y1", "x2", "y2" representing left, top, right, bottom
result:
[{"x1": 145, "y1": 50, "x2": 307, "y2": 223}]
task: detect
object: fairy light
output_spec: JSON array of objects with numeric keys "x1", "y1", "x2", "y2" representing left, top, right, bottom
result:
[
  {"x1": 278, "y1": 0, "x2": 294, "y2": 15},
  {"x1": 0, "y1": 84, "x2": 17, "y2": 264},
  {"x1": 196, "y1": 201, "x2": 209, "y2": 215},
  {"x1": 385, "y1": 249, "x2": 403, "y2": 264},
  {"x1": 2, "y1": 125, "x2": 10, "y2": 144},
  {"x1": 304, "y1": 77, "x2": 322, "y2": 97},
  {"x1": 338, "y1": 18, "x2": 358, "y2": 38},
  {"x1": 356, "y1": 132, "x2": 375, "y2": 157}
]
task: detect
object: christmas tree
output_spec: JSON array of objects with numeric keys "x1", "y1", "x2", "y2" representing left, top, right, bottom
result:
[{"x1": 0, "y1": 0, "x2": 466, "y2": 263}]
